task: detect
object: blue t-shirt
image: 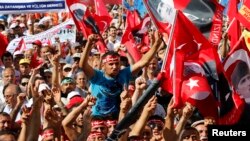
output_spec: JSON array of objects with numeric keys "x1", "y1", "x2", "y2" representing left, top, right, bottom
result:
[{"x1": 90, "y1": 67, "x2": 132, "y2": 117}]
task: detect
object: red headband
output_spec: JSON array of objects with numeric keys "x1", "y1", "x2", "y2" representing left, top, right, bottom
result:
[
  {"x1": 42, "y1": 129, "x2": 54, "y2": 139},
  {"x1": 106, "y1": 120, "x2": 117, "y2": 126},
  {"x1": 91, "y1": 120, "x2": 107, "y2": 128},
  {"x1": 102, "y1": 55, "x2": 120, "y2": 63}
]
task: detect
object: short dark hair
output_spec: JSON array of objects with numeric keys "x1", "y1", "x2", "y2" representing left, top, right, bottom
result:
[
  {"x1": 0, "y1": 24, "x2": 5, "y2": 31},
  {"x1": 0, "y1": 130, "x2": 17, "y2": 139},
  {"x1": 1, "y1": 51, "x2": 13, "y2": 62},
  {"x1": 0, "y1": 112, "x2": 10, "y2": 117},
  {"x1": 3, "y1": 84, "x2": 22, "y2": 96},
  {"x1": 108, "y1": 26, "x2": 117, "y2": 31}
]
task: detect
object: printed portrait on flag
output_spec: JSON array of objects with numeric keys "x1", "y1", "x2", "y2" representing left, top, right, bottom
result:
[
  {"x1": 148, "y1": 0, "x2": 174, "y2": 23},
  {"x1": 231, "y1": 61, "x2": 250, "y2": 102}
]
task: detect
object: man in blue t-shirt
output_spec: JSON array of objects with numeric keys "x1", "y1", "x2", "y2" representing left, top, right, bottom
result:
[{"x1": 80, "y1": 33, "x2": 163, "y2": 118}]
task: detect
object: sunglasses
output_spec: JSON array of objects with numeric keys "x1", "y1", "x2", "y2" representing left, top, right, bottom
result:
[
  {"x1": 21, "y1": 82, "x2": 28, "y2": 86},
  {"x1": 148, "y1": 123, "x2": 163, "y2": 130},
  {"x1": 64, "y1": 68, "x2": 72, "y2": 72}
]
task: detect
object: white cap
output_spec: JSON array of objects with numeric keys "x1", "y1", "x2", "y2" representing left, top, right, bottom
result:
[
  {"x1": 63, "y1": 64, "x2": 72, "y2": 70},
  {"x1": 19, "y1": 23, "x2": 26, "y2": 28},
  {"x1": 44, "y1": 69, "x2": 52, "y2": 73},
  {"x1": 73, "y1": 53, "x2": 81, "y2": 58},
  {"x1": 67, "y1": 91, "x2": 80, "y2": 101},
  {"x1": 191, "y1": 120, "x2": 204, "y2": 127},
  {"x1": 38, "y1": 83, "x2": 50, "y2": 93},
  {"x1": 10, "y1": 23, "x2": 18, "y2": 28},
  {"x1": 59, "y1": 58, "x2": 66, "y2": 64}
]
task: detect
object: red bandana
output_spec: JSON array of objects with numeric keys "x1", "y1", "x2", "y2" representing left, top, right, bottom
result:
[
  {"x1": 106, "y1": 120, "x2": 117, "y2": 126},
  {"x1": 102, "y1": 55, "x2": 120, "y2": 63},
  {"x1": 91, "y1": 120, "x2": 107, "y2": 128}
]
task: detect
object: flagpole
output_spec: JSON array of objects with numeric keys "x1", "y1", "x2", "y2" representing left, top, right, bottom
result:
[
  {"x1": 173, "y1": 41, "x2": 176, "y2": 105},
  {"x1": 161, "y1": 10, "x2": 178, "y2": 72},
  {"x1": 222, "y1": 17, "x2": 235, "y2": 37}
]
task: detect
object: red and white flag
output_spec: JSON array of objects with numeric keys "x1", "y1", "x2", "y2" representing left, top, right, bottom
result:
[
  {"x1": 219, "y1": 33, "x2": 250, "y2": 124},
  {"x1": 66, "y1": 0, "x2": 100, "y2": 38},
  {"x1": 159, "y1": 11, "x2": 230, "y2": 120},
  {"x1": 94, "y1": 0, "x2": 112, "y2": 33},
  {"x1": 227, "y1": 0, "x2": 241, "y2": 49},
  {"x1": 236, "y1": 0, "x2": 250, "y2": 30},
  {"x1": 14, "y1": 38, "x2": 26, "y2": 52},
  {"x1": 0, "y1": 33, "x2": 8, "y2": 57},
  {"x1": 181, "y1": 73, "x2": 219, "y2": 118}
]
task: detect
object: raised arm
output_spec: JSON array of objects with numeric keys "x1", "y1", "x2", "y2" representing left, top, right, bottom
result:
[
  {"x1": 129, "y1": 96, "x2": 157, "y2": 137},
  {"x1": 61, "y1": 95, "x2": 96, "y2": 141},
  {"x1": 27, "y1": 86, "x2": 43, "y2": 141},
  {"x1": 174, "y1": 103, "x2": 194, "y2": 137},
  {"x1": 131, "y1": 31, "x2": 163, "y2": 76},
  {"x1": 163, "y1": 98, "x2": 177, "y2": 141},
  {"x1": 79, "y1": 34, "x2": 99, "y2": 79},
  {"x1": 18, "y1": 106, "x2": 31, "y2": 141},
  {"x1": 131, "y1": 77, "x2": 147, "y2": 105}
]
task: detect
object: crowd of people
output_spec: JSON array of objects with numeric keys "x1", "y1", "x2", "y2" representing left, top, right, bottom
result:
[{"x1": 0, "y1": 1, "x2": 248, "y2": 141}]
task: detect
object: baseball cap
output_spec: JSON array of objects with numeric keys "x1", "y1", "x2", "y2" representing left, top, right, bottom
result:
[
  {"x1": 66, "y1": 91, "x2": 84, "y2": 109},
  {"x1": 10, "y1": 23, "x2": 19, "y2": 29},
  {"x1": 191, "y1": 120, "x2": 204, "y2": 127},
  {"x1": 73, "y1": 53, "x2": 81, "y2": 59},
  {"x1": 61, "y1": 77, "x2": 75, "y2": 85},
  {"x1": 44, "y1": 69, "x2": 52, "y2": 73},
  {"x1": 63, "y1": 64, "x2": 72, "y2": 70},
  {"x1": 32, "y1": 40, "x2": 42, "y2": 47},
  {"x1": 19, "y1": 58, "x2": 30, "y2": 65},
  {"x1": 59, "y1": 58, "x2": 66, "y2": 64},
  {"x1": 38, "y1": 83, "x2": 50, "y2": 93}
]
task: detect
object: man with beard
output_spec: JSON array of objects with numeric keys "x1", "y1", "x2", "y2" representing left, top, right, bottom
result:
[{"x1": 80, "y1": 32, "x2": 163, "y2": 118}]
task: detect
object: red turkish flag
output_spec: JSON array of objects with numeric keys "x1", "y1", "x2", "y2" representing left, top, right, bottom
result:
[
  {"x1": 121, "y1": 26, "x2": 142, "y2": 62},
  {"x1": 221, "y1": 34, "x2": 249, "y2": 124},
  {"x1": 14, "y1": 38, "x2": 26, "y2": 52},
  {"x1": 160, "y1": 11, "x2": 214, "y2": 95},
  {"x1": 126, "y1": 10, "x2": 142, "y2": 30},
  {"x1": 227, "y1": 0, "x2": 241, "y2": 49},
  {"x1": 160, "y1": 11, "x2": 229, "y2": 120},
  {"x1": 0, "y1": 33, "x2": 8, "y2": 57},
  {"x1": 94, "y1": 0, "x2": 110, "y2": 17},
  {"x1": 181, "y1": 74, "x2": 219, "y2": 118},
  {"x1": 236, "y1": 0, "x2": 250, "y2": 30},
  {"x1": 66, "y1": 0, "x2": 100, "y2": 38},
  {"x1": 93, "y1": 0, "x2": 112, "y2": 33}
]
